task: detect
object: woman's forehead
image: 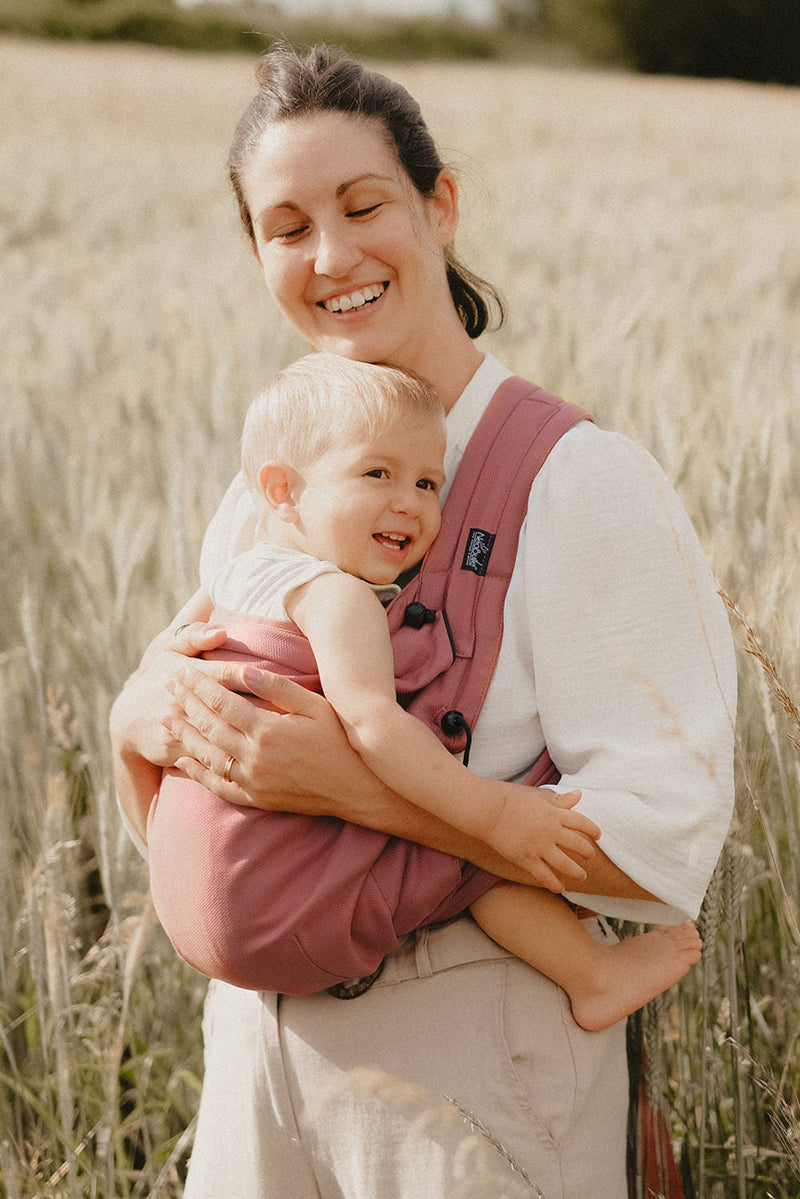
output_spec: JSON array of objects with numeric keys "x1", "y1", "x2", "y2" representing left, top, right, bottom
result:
[{"x1": 244, "y1": 111, "x2": 399, "y2": 198}]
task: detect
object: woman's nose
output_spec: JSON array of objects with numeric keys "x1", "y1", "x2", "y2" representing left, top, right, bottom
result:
[{"x1": 313, "y1": 227, "x2": 363, "y2": 277}]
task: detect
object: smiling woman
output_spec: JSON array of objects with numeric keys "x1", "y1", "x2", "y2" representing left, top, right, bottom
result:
[
  {"x1": 240, "y1": 115, "x2": 467, "y2": 384},
  {"x1": 227, "y1": 48, "x2": 505, "y2": 402},
  {"x1": 110, "y1": 41, "x2": 736, "y2": 1199}
]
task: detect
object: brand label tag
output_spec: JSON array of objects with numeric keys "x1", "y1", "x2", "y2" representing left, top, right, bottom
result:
[{"x1": 462, "y1": 528, "x2": 495, "y2": 576}]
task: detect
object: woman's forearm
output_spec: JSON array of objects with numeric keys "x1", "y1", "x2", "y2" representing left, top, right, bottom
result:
[
  {"x1": 110, "y1": 693, "x2": 161, "y2": 843},
  {"x1": 579, "y1": 845, "x2": 659, "y2": 902},
  {"x1": 162, "y1": 663, "x2": 655, "y2": 894},
  {"x1": 328, "y1": 768, "x2": 655, "y2": 898},
  {"x1": 113, "y1": 744, "x2": 159, "y2": 844},
  {"x1": 327, "y1": 766, "x2": 538, "y2": 883}
]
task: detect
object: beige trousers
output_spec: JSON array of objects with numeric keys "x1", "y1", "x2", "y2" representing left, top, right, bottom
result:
[{"x1": 183, "y1": 916, "x2": 628, "y2": 1199}]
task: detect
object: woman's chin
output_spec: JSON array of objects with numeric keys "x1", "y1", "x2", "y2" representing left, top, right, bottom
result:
[{"x1": 308, "y1": 313, "x2": 400, "y2": 365}]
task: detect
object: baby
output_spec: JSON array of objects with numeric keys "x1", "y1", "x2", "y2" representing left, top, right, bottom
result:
[{"x1": 157, "y1": 352, "x2": 702, "y2": 1030}]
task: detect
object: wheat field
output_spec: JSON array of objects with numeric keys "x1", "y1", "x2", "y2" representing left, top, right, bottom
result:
[{"x1": 1, "y1": 33, "x2": 799, "y2": 1198}]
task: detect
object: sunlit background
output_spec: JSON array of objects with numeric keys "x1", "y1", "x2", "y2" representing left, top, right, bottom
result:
[{"x1": 2, "y1": 4, "x2": 799, "y2": 1195}]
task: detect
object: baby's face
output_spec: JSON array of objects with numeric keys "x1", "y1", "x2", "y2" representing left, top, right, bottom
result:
[{"x1": 293, "y1": 411, "x2": 446, "y2": 585}]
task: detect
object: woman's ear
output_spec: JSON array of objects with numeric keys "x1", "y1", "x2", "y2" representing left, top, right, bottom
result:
[
  {"x1": 431, "y1": 169, "x2": 460, "y2": 246},
  {"x1": 259, "y1": 461, "x2": 303, "y2": 524}
]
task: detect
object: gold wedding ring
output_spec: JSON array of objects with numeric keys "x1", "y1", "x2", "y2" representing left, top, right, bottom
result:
[{"x1": 223, "y1": 754, "x2": 236, "y2": 783}]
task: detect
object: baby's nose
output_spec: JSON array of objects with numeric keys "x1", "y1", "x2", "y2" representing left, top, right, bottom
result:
[{"x1": 390, "y1": 486, "x2": 420, "y2": 515}]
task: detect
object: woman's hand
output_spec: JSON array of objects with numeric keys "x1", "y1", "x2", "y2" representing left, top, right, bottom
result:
[
  {"x1": 162, "y1": 663, "x2": 375, "y2": 816},
  {"x1": 160, "y1": 666, "x2": 615, "y2": 894},
  {"x1": 115, "y1": 624, "x2": 227, "y2": 769},
  {"x1": 110, "y1": 592, "x2": 228, "y2": 840}
]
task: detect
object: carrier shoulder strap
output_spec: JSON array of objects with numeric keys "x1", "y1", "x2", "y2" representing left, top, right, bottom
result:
[
  {"x1": 386, "y1": 375, "x2": 591, "y2": 764},
  {"x1": 389, "y1": 376, "x2": 684, "y2": 1199}
]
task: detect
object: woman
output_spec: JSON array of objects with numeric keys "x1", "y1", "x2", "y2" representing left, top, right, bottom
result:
[{"x1": 111, "y1": 43, "x2": 736, "y2": 1198}]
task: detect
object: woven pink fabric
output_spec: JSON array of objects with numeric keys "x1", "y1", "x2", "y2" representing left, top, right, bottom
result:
[
  {"x1": 149, "y1": 616, "x2": 496, "y2": 993},
  {"x1": 148, "y1": 378, "x2": 588, "y2": 993}
]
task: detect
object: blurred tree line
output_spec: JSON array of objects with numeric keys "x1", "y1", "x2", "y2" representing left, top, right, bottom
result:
[
  {"x1": 0, "y1": 0, "x2": 500, "y2": 59},
  {"x1": 1, "y1": 0, "x2": 798, "y2": 86},
  {"x1": 538, "y1": 0, "x2": 800, "y2": 84}
]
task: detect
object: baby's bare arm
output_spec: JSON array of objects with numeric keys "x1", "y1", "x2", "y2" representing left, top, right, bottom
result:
[{"x1": 289, "y1": 574, "x2": 600, "y2": 891}]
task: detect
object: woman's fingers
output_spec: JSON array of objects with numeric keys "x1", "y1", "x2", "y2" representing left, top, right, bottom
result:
[
  {"x1": 169, "y1": 622, "x2": 227, "y2": 659},
  {"x1": 173, "y1": 752, "x2": 253, "y2": 808},
  {"x1": 166, "y1": 662, "x2": 365, "y2": 814},
  {"x1": 165, "y1": 673, "x2": 251, "y2": 758},
  {"x1": 240, "y1": 666, "x2": 331, "y2": 717}
]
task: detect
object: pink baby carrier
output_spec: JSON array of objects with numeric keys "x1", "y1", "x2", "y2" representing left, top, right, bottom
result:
[
  {"x1": 149, "y1": 376, "x2": 586, "y2": 992},
  {"x1": 148, "y1": 374, "x2": 683, "y2": 1199}
]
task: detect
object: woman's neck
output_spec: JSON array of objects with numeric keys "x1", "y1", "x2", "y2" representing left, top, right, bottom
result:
[{"x1": 408, "y1": 323, "x2": 485, "y2": 414}]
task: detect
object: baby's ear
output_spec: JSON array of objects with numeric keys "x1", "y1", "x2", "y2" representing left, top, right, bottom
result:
[{"x1": 260, "y1": 461, "x2": 303, "y2": 524}]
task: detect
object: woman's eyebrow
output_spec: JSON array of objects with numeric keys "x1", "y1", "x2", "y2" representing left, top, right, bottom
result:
[
  {"x1": 336, "y1": 173, "x2": 395, "y2": 198},
  {"x1": 252, "y1": 200, "x2": 300, "y2": 228}
]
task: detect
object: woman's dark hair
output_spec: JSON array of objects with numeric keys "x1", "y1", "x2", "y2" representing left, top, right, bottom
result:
[{"x1": 228, "y1": 42, "x2": 504, "y2": 338}]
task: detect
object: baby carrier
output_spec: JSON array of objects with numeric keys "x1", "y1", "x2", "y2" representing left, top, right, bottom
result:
[
  {"x1": 152, "y1": 374, "x2": 684, "y2": 1199},
  {"x1": 384, "y1": 374, "x2": 684, "y2": 1199}
]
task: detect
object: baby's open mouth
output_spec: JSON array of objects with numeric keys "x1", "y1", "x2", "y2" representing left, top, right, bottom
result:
[{"x1": 374, "y1": 532, "x2": 411, "y2": 550}]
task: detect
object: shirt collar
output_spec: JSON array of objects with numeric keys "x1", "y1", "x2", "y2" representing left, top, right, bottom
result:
[{"x1": 441, "y1": 353, "x2": 513, "y2": 500}]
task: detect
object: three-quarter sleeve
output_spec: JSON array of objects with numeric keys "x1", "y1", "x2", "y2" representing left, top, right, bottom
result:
[{"x1": 525, "y1": 423, "x2": 736, "y2": 921}]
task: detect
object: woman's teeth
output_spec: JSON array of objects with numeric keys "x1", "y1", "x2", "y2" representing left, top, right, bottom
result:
[{"x1": 324, "y1": 283, "x2": 386, "y2": 313}]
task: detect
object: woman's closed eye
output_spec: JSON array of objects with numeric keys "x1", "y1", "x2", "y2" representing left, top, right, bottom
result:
[
  {"x1": 347, "y1": 203, "x2": 382, "y2": 219},
  {"x1": 274, "y1": 223, "x2": 309, "y2": 242}
]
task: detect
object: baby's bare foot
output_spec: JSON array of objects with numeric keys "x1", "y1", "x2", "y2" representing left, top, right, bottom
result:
[{"x1": 570, "y1": 922, "x2": 702, "y2": 1032}]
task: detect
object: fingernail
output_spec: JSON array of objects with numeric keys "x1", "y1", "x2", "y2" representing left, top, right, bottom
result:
[
  {"x1": 243, "y1": 666, "x2": 263, "y2": 687},
  {"x1": 200, "y1": 626, "x2": 224, "y2": 640}
]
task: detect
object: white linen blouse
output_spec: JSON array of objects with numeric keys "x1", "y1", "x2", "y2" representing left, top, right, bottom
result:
[{"x1": 200, "y1": 353, "x2": 737, "y2": 925}]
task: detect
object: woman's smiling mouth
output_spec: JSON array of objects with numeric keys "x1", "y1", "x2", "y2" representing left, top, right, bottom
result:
[{"x1": 321, "y1": 282, "x2": 387, "y2": 313}]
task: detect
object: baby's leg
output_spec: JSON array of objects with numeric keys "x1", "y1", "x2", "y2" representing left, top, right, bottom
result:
[{"x1": 470, "y1": 883, "x2": 701, "y2": 1032}]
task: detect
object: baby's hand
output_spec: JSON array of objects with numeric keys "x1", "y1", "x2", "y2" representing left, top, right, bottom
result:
[{"x1": 483, "y1": 785, "x2": 600, "y2": 892}]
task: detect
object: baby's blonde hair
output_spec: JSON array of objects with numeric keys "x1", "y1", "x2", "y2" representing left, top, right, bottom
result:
[{"x1": 241, "y1": 352, "x2": 445, "y2": 502}]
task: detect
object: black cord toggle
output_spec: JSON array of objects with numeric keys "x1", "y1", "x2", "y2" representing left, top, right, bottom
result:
[
  {"x1": 404, "y1": 602, "x2": 437, "y2": 629},
  {"x1": 440, "y1": 710, "x2": 473, "y2": 767}
]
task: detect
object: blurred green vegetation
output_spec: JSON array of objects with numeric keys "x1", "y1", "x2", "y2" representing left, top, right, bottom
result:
[
  {"x1": 0, "y1": 1, "x2": 797, "y2": 104},
  {"x1": 0, "y1": 0, "x2": 559, "y2": 62},
  {"x1": 540, "y1": 0, "x2": 800, "y2": 84},
  {"x1": 7, "y1": 0, "x2": 798, "y2": 83}
]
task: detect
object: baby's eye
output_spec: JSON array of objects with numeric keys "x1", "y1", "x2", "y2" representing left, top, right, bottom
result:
[
  {"x1": 365, "y1": 468, "x2": 389, "y2": 479},
  {"x1": 416, "y1": 478, "x2": 439, "y2": 492}
]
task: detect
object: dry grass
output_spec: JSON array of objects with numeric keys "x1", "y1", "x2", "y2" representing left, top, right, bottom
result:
[{"x1": 1, "y1": 34, "x2": 799, "y2": 1197}]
